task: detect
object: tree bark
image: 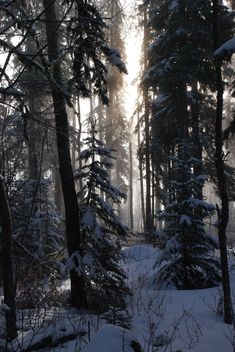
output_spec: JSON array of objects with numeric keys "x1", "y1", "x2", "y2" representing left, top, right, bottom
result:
[
  {"x1": 151, "y1": 156, "x2": 155, "y2": 230},
  {"x1": 75, "y1": 95, "x2": 83, "y2": 192},
  {"x1": 54, "y1": 165, "x2": 63, "y2": 213},
  {"x1": 129, "y1": 142, "x2": 133, "y2": 231},
  {"x1": 0, "y1": 176, "x2": 17, "y2": 341},
  {"x1": 143, "y1": 6, "x2": 152, "y2": 233},
  {"x1": 213, "y1": 0, "x2": 233, "y2": 325},
  {"x1": 71, "y1": 106, "x2": 76, "y2": 170},
  {"x1": 154, "y1": 168, "x2": 161, "y2": 230},
  {"x1": 191, "y1": 83, "x2": 203, "y2": 201},
  {"x1": 42, "y1": 0, "x2": 87, "y2": 309},
  {"x1": 137, "y1": 104, "x2": 145, "y2": 230}
]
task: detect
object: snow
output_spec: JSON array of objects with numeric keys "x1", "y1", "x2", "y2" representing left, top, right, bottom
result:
[
  {"x1": 179, "y1": 214, "x2": 192, "y2": 225},
  {"x1": 3, "y1": 244, "x2": 235, "y2": 352},
  {"x1": 0, "y1": 304, "x2": 10, "y2": 315},
  {"x1": 102, "y1": 46, "x2": 128, "y2": 74},
  {"x1": 214, "y1": 36, "x2": 235, "y2": 59},
  {"x1": 122, "y1": 245, "x2": 234, "y2": 352},
  {"x1": 123, "y1": 244, "x2": 158, "y2": 262},
  {"x1": 0, "y1": 1, "x2": 12, "y2": 7},
  {"x1": 83, "y1": 324, "x2": 140, "y2": 352},
  {"x1": 82, "y1": 206, "x2": 95, "y2": 228},
  {"x1": 169, "y1": 0, "x2": 179, "y2": 11},
  {"x1": 0, "y1": 87, "x2": 24, "y2": 97}
]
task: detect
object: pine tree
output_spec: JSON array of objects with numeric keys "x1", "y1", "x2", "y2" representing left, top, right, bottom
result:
[
  {"x1": 0, "y1": 0, "x2": 128, "y2": 311},
  {"x1": 145, "y1": 0, "x2": 233, "y2": 206},
  {"x1": 71, "y1": 118, "x2": 129, "y2": 311},
  {"x1": 155, "y1": 141, "x2": 221, "y2": 289},
  {"x1": 144, "y1": 0, "x2": 233, "y2": 289},
  {"x1": 11, "y1": 179, "x2": 63, "y2": 259}
]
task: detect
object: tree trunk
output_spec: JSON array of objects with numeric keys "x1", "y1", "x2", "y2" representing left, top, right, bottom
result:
[
  {"x1": 137, "y1": 105, "x2": 145, "y2": 230},
  {"x1": 0, "y1": 176, "x2": 17, "y2": 341},
  {"x1": 129, "y1": 142, "x2": 133, "y2": 231},
  {"x1": 213, "y1": 0, "x2": 233, "y2": 325},
  {"x1": 42, "y1": 0, "x2": 87, "y2": 309},
  {"x1": 71, "y1": 106, "x2": 76, "y2": 169},
  {"x1": 143, "y1": 7, "x2": 152, "y2": 233},
  {"x1": 28, "y1": 92, "x2": 39, "y2": 181},
  {"x1": 75, "y1": 95, "x2": 83, "y2": 192},
  {"x1": 154, "y1": 168, "x2": 161, "y2": 230},
  {"x1": 54, "y1": 165, "x2": 63, "y2": 213},
  {"x1": 191, "y1": 83, "x2": 203, "y2": 201},
  {"x1": 151, "y1": 156, "x2": 155, "y2": 230}
]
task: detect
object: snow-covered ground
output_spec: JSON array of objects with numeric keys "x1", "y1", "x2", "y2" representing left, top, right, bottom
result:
[
  {"x1": 1, "y1": 244, "x2": 235, "y2": 351},
  {"x1": 123, "y1": 245, "x2": 235, "y2": 352}
]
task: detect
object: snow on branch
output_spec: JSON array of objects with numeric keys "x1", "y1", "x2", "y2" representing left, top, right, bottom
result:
[
  {"x1": 169, "y1": 0, "x2": 179, "y2": 11},
  {"x1": 0, "y1": 304, "x2": 10, "y2": 315},
  {"x1": 0, "y1": 87, "x2": 24, "y2": 97},
  {"x1": 102, "y1": 46, "x2": 128, "y2": 74},
  {"x1": 0, "y1": 0, "x2": 12, "y2": 7},
  {"x1": 214, "y1": 37, "x2": 235, "y2": 60}
]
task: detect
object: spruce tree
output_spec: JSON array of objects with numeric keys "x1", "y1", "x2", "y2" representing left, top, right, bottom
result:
[
  {"x1": 72, "y1": 118, "x2": 129, "y2": 311},
  {"x1": 155, "y1": 141, "x2": 221, "y2": 289},
  {"x1": 144, "y1": 0, "x2": 233, "y2": 288},
  {"x1": 145, "y1": 0, "x2": 233, "y2": 206}
]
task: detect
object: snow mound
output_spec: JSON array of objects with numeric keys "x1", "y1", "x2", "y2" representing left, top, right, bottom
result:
[
  {"x1": 83, "y1": 324, "x2": 141, "y2": 352},
  {"x1": 122, "y1": 245, "x2": 159, "y2": 289},
  {"x1": 123, "y1": 244, "x2": 158, "y2": 262}
]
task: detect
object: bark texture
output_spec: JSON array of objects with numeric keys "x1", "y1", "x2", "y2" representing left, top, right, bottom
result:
[
  {"x1": 213, "y1": 0, "x2": 233, "y2": 325},
  {"x1": 43, "y1": 0, "x2": 87, "y2": 309},
  {"x1": 0, "y1": 177, "x2": 17, "y2": 340},
  {"x1": 143, "y1": 7, "x2": 152, "y2": 233},
  {"x1": 129, "y1": 142, "x2": 133, "y2": 231}
]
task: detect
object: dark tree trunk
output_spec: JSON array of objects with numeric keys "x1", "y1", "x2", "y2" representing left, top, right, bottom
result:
[
  {"x1": 75, "y1": 95, "x2": 83, "y2": 192},
  {"x1": 154, "y1": 168, "x2": 161, "y2": 230},
  {"x1": 129, "y1": 142, "x2": 133, "y2": 231},
  {"x1": 43, "y1": 0, "x2": 87, "y2": 309},
  {"x1": 28, "y1": 94, "x2": 39, "y2": 180},
  {"x1": 191, "y1": 83, "x2": 203, "y2": 201},
  {"x1": 213, "y1": 0, "x2": 233, "y2": 325},
  {"x1": 151, "y1": 156, "x2": 155, "y2": 229},
  {"x1": 137, "y1": 105, "x2": 145, "y2": 229},
  {"x1": 0, "y1": 176, "x2": 17, "y2": 341},
  {"x1": 71, "y1": 106, "x2": 76, "y2": 169},
  {"x1": 143, "y1": 7, "x2": 152, "y2": 233},
  {"x1": 54, "y1": 165, "x2": 63, "y2": 213},
  {"x1": 177, "y1": 81, "x2": 188, "y2": 141}
]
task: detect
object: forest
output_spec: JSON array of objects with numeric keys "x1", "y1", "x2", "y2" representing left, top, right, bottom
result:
[{"x1": 1, "y1": 0, "x2": 235, "y2": 351}]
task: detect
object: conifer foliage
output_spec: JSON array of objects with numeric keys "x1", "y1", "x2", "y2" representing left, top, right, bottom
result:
[
  {"x1": 70, "y1": 118, "x2": 129, "y2": 311},
  {"x1": 155, "y1": 141, "x2": 221, "y2": 289},
  {"x1": 66, "y1": 0, "x2": 127, "y2": 105},
  {"x1": 144, "y1": 0, "x2": 233, "y2": 290},
  {"x1": 11, "y1": 179, "x2": 62, "y2": 259}
]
